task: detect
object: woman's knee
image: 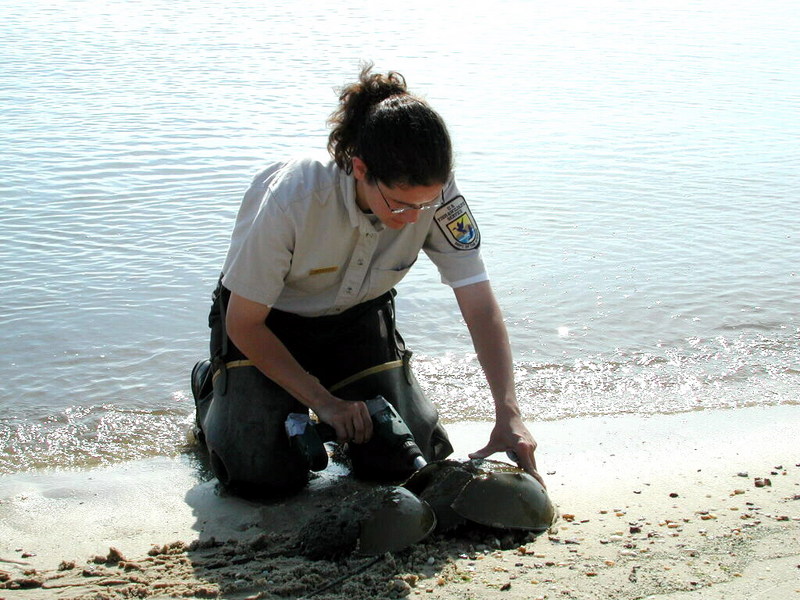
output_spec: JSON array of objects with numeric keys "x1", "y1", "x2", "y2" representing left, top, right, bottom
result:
[{"x1": 202, "y1": 365, "x2": 309, "y2": 493}]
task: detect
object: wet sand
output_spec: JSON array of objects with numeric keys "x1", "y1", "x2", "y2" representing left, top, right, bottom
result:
[{"x1": 1, "y1": 404, "x2": 798, "y2": 599}]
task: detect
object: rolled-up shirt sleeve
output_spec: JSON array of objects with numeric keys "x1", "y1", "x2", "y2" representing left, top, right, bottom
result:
[
  {"x1": 423, "y1": 178, "x2": 489, "y2": 288},
  {"x1": 222, "y1": 188, "x2": 295, "y2": 307}
]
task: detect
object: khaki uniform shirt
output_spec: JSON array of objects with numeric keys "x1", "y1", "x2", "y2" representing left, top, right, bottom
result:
[{"x1": 222, "y1": 157, "x2": 487, "y2": 317}]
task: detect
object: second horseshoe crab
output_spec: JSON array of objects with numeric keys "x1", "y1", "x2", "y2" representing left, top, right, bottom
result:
[
  {"x1": 298, "y1": 485, "x2": 436, "y2": 559},
  {"x1": 403, "y1": 458, "x2": 556, "y2": 533}
]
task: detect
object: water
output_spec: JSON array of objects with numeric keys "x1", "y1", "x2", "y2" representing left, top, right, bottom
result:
[{"x1": 1, "y1": 0, "x2": 798, "y2": 473}]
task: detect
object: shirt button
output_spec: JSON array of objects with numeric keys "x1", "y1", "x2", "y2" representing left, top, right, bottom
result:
[
  {"x1": 356, "y1": 259, "x2": 364, "y2": 266},
  {"x1": 346, "y1": 287, "x2": 353, "y2": 294}
]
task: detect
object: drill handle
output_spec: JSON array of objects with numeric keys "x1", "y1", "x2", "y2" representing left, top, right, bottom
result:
[
  {"x1": 314, "y1": 421, "x2": 336, "y2": 443},
  {"x1": 285, "y1": 413, "x2": 330, "y2": 472}
]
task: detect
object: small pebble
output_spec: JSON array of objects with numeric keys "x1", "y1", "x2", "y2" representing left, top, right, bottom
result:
[{"x1": 388, "y1": 579, "x2": 412, "y2": 597}]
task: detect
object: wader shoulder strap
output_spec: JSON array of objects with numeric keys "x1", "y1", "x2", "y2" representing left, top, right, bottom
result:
[
  {"x1": 211, "y1": 277, "x2": 231, "y2": 394},
  {"x1": 219, "y1": 288, "x2": 229, "y2": 360}
]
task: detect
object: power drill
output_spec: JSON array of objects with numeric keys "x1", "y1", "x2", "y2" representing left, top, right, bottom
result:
[{"x1": 285, "y1": 396, "x2": 427, "y2": 475}]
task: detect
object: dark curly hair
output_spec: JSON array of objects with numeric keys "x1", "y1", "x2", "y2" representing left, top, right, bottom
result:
[{"x1": 327, "y1": 63, "x2": 453, "y2": 187}]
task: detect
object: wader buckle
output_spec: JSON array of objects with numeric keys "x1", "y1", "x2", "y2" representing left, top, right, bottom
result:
[
  {"x1": 402, "y1": 350, "x2": 414, "y2": 385},
  {"x1": 212, "y1": 355, "x2": 228, "y2": 396}
]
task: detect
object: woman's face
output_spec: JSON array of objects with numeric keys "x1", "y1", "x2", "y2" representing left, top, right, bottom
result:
[{"x1": 352, "y1": 157, "x2": 444, "y2": 230}]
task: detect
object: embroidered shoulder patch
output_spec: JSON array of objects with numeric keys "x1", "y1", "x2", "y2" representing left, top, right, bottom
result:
[{"x1": 434, "y1": 195, "x2": 480, "y2": 250}]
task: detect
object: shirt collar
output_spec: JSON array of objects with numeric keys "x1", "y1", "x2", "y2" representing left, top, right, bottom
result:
[{"x1": 341, "y1": 173, "x2": 384, "y2": 233}]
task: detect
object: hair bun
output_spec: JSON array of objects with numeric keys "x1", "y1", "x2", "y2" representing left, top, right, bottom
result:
[{"x1": 327, "y1": 63, "x2": 452, "y2": 186}]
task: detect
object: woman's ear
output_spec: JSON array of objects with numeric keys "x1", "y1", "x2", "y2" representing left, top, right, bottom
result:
[{"x1": 351, "y1": 156, "x2": 368, "y2": 181}]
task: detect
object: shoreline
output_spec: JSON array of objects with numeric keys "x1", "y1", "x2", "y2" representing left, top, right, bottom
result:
[{"x1": 1, "y1": 404, "x2": 798, "y2": 599}]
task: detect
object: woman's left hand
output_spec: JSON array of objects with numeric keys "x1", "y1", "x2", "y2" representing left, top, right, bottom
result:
[{"x1": 469, "y1": 415, "x2": 546, "y2": 488}]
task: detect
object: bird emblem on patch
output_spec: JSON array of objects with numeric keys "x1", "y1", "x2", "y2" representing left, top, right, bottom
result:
[{"x1": 434, "y1": 195, "x2": 480, "y2": 250}]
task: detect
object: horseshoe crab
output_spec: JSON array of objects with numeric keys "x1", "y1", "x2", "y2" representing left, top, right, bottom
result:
[
  {"x1": 298, "y1": 486, "x2": 436, "y2": 559},
  {"x1": 403, "y1": 459, "x2": 555, "y2": 533}
]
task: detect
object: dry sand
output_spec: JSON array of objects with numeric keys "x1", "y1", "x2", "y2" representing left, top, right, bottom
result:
[{"x1": 1, "y1": 404, "x2": 798, "y2": 599}]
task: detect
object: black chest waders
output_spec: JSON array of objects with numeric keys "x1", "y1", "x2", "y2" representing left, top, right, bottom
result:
[{"x1": 193, "y1": 276, "x2": 453, "y2": 496}]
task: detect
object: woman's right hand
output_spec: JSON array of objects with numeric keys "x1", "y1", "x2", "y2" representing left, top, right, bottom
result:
[{"x1": 314, "y1": 397, "x2": 374, "y2": 444}]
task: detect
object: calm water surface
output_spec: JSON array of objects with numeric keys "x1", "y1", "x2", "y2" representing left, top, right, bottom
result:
[{"x1": 1, "y1": 0, "x2": 798, "y2": 472}]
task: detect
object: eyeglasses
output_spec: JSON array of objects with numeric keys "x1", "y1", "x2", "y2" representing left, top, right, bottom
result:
[{"x1": 376, "y1": 182, "x2": 444, "y2": 214}]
